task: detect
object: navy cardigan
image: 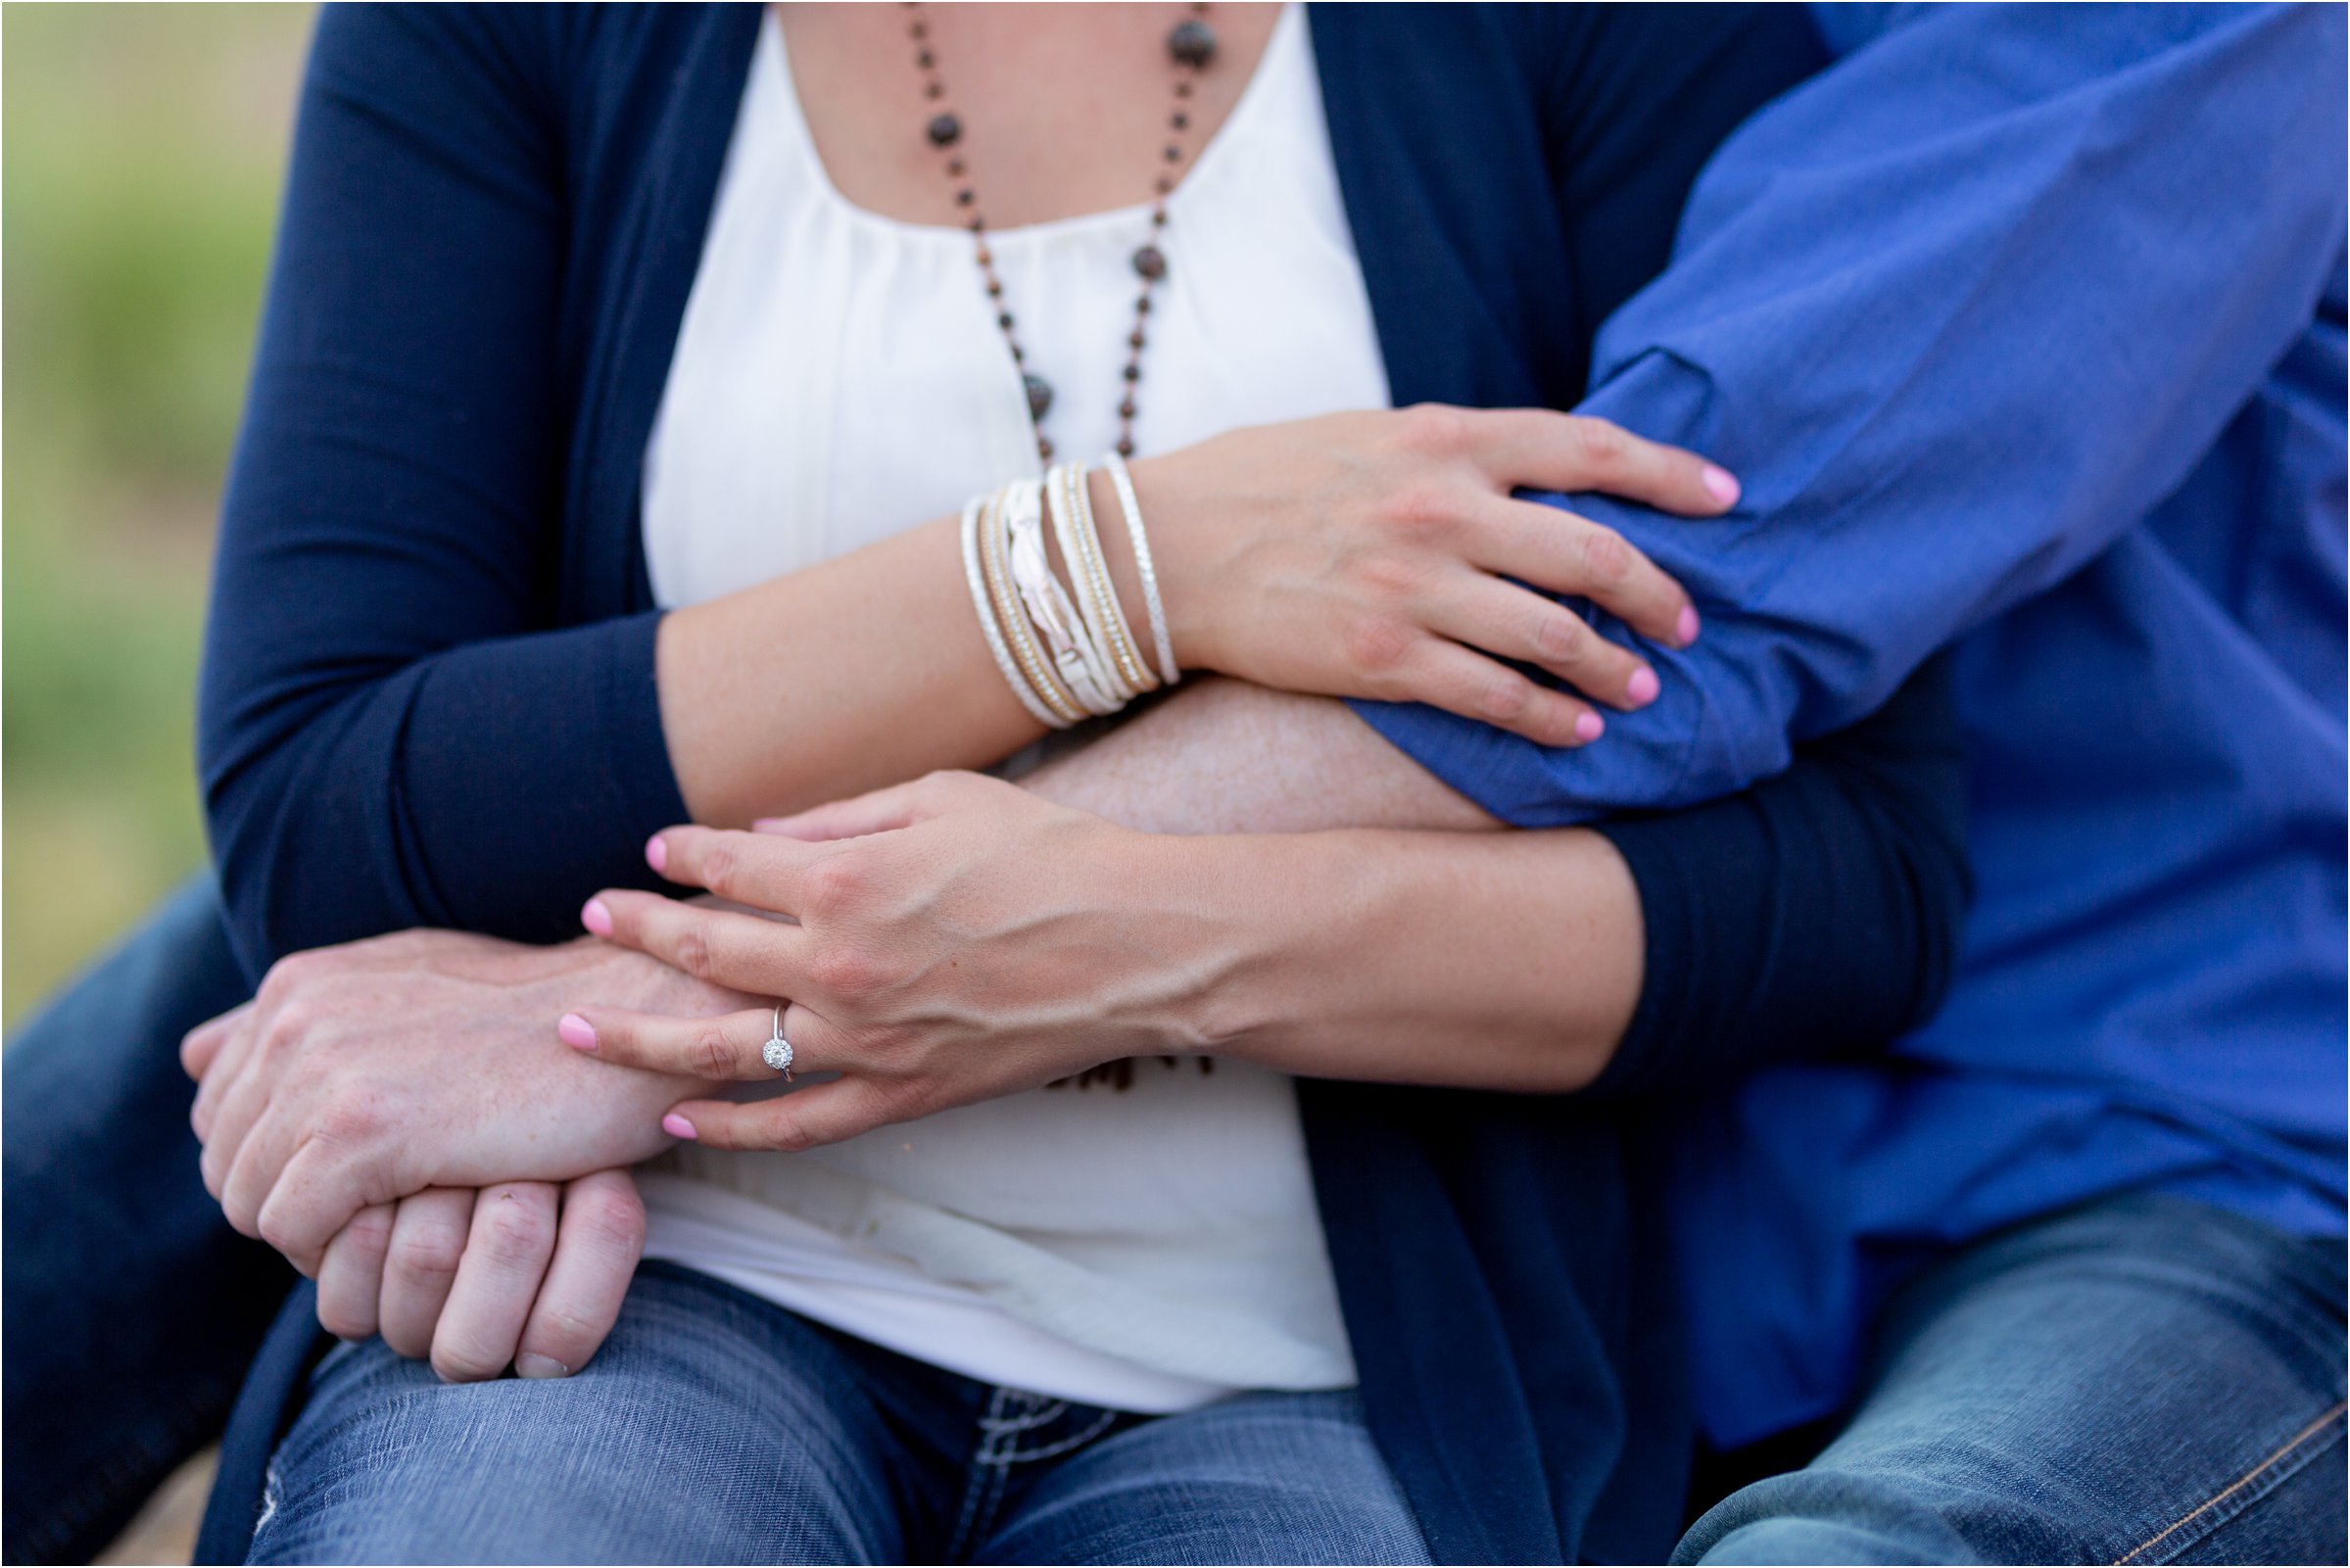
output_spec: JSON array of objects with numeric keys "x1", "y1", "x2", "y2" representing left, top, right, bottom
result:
[{"x1": 197, "y1": 6, "x2": 1966, "y2": 1563}]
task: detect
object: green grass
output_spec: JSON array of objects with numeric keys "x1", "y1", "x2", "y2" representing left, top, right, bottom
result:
[{"x1": 4, "y1": 4, "x2": 315, "y2": 1025}]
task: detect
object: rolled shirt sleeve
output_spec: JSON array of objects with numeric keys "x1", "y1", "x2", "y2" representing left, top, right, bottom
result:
[{"x1": 1355, "y1": 3, "x2": 2349, "y2": 826}]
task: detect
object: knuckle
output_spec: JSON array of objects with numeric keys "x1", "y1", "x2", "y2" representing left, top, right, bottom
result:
[
  {"x1": 259, "y1": 951, "x2": 318, "y2": 1002},
  {"x1": 1353, "y1": 550, "x2": 1430, "y2": 604},
  {"x1": 697, "y1": 843, "x2": 741, "y2": 901},
  {"x1": 802, "y1": 856, "x2": 865, "y2": 921},
  {"x1": 762, "y1": 1114, "x2": 818, "y2": 1155},
  {"x1": 1577, "y1": 526, "x2": 1634, "y2": 590},
  {"x1": 671, "y1": 921, "x2": 716, "y2": 982},
  {"x1": 690, "y1": 1022, "x2": 743, "y2": 1079},
  {"x1": 313, "y1": 1095, "x2": 382, "y2": 1150},
  {"x1": 1379, "y1": 481, "x2": 1458, "y2": 536},
  {"x1": 1341, "y1": 615, "x2": 1415, "y2": 678},
  {"x1": 342, "y1": 1207, "x2": 396, "y2": 1259},
  {"x1": 390, "y1": 1223, "x2": 466, "y2": 1285},
  {"x1": 254, "y1": 1210, "x2": 296, "y2": 1254},
  {"x1": 1533, "y1": 609, "x2": 1588, "y2": 665},
  {"x1": 1569, "y1": 416, "x2": 1630, "y2": 469},
  {"x1": 571, "y1": 1188, "x2": 647, "y2": 1255},
  {"x1": 475, "y1": 1196, "x2": 553, "y2": 1262},
  {"x1": 1398, "y1": 403, "x2": 1469, "y2": 456},
  {"x1": 808, "y1": 941, "x2": 880, "y2": 1001},
  {"x1": 260, "y1": 999, "x2": 315, "y2": 1055},
  {"x1": 1481, "y1": 672, "x2": 1534, "y2": 722}
]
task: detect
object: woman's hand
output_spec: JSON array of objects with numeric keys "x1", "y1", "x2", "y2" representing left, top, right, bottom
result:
[
  {"x1": 181, "y1": 928, "x2": 749, "y2": 1273},
  {"x1": 1133, "y1": 404, "x2": 1734, "y2": 745},
  {"x1": 569, "y1": 774, "x2": 1223, "y2": 1150},
  {"x1": 314, "y1": 1169, "x2": 645, "y2": 1382}
]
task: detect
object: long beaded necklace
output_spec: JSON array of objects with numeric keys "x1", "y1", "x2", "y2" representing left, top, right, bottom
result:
[{"x1": 905, "y1": 3, "x2": 1219, "y2": 463}]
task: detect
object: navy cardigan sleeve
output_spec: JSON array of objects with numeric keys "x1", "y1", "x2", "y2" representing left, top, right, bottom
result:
[
  {"x1": 198, "y1": 7, "x2": 691, "y2": 977},
  {"x1": 1585, "y1": 658, "x2": 1971, "y2": 1096}
]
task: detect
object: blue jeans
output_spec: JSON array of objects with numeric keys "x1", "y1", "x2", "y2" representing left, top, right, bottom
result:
[
  {"x1": 1677, "y1": 1195, "x2": 2347, "y2": 1565},
  {"x1": 2, "y1": 877, "x2": 287, "y2": 1565},
  {"x1": 246, "y1": 1261, "x2": 1427, "y2": 1565}
]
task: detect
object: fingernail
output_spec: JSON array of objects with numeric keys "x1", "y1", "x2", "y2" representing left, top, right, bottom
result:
[
  {"x1": 662, "y1": 1113, "x2": 697, "y2": 1141},
  {"x1": 645, "y1": 834, "x2": 667, "y2": 872},
  {"x1": 1676, "y1": 605, "x2": 1702, "y2": 646},
  {"x1": 1625, "y1": 667, "x2": 1660, "y2": 707},
  {"x1": 1702, "y1": 464, "x2": 1741, "y2": 505},
  {"x1": 514, "y1": 1354, "x2": 570, "y2": 1380},
  {"x1": 556, "y1": 1014, "x2": 598, "y2": 1053},
  {"x1": 581, "y1": 898, "x2": 612, "y2": 937},
  {"x1": 1574, "y1": 711, "x2": 1606, "y2": 743}
]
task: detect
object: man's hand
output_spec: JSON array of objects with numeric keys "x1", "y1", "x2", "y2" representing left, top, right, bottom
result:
[
  {"x1": 316, "y1": 1169, "x2": 645, "y2": 1383},
  {"x1": 181, "y1": 927, "x2": 751, "y2": 1274}
]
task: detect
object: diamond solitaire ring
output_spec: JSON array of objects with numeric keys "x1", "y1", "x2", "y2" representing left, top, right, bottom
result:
[{"x1": 762, "y1": 1005, "x2": 794, "y2": 1079}]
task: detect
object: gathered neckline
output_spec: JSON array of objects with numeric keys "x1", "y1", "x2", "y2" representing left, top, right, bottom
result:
[{"x1": 762, "y1": 3, "x2": 1297, "y2": 247}]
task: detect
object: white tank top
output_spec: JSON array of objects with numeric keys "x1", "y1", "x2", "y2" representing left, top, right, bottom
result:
[{"x1": 636, "y1": 4, "x2": 1392, "y2": 1411}]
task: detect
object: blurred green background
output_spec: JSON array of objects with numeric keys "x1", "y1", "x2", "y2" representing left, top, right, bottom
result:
[{"x1": 4, "y1": 4, "x2": 314, "y2": 1028}]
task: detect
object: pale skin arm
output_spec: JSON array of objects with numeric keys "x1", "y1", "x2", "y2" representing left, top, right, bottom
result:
[
  {"x1": 1019, "y1": 678, "x2": 1643, "y2": 1091},
  {"x1": 184, "y1": 675, "x2": 1634, "y2": 1366},
  {"x1": 559, "y1": 679, "x2": 1641, "y2": 1148},
  {"x1": 659, "y1": 407, "x2": 1728, "y2": 825}
]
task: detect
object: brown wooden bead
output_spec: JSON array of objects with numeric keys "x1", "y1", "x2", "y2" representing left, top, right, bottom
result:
[
  {"x1": 1164, "y1": 146, "x2": 1182, "y2": 163},
  {"x1": 1037, "y1": 435, "x2": 1055, "y2": 460},
  {"x1": 997, "y1": 313, "x2": 1014, "y2": 331},
  {"x1": 1171, "y1": 112, "x2": 1190, "y2": 130},
  {"x1": 1119, "y1": 399, "x2": 1137, "y2": 418},
  {"x1": 947, "y1": 159, "x2": 966, "y2": 176},
  {"x1": 1116, "y1": 437, "x2": 1137, "y2": 458},
  {"x1": 927, "y1": 113, "x2": 962, "y2": 147},
  {"x1": 1123, "y1": 364, "x2": 1141, "y2": 382},
  {"x1": 956, "y1": 189, "x2": 976, "y2": 206},
  {"x1": 1168, "y1": 19, "x2": 1217, "y2": 68},
  {"x1": 1131, "y1": 245, "x2": 1168, "y2": 280},
  {"x1": 1155, "y1": 175, "x2": 1174, "y2": 195},
  {"x1": 1128, "y1": 330, "x2": 1146, "y2": 349},
  {"x1": 916, "y1": 49, "x2": 935, "y2": 68}
]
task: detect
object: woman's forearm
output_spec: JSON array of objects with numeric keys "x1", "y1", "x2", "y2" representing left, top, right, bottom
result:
[
  {"x1": 657, "y1": 515, "x2": 1046, "y2": 827},
  {"x1": 1192, "y1": 826, "x2": 1643, "y2": 1093}
]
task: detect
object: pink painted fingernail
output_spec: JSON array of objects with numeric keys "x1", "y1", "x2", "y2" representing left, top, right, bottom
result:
[
  {"x1": 1702, "y1": 464, "x2": 1741, "y2": 505},
  {"x1": 515, "y1": 1354, "x2": 570, "y2": 1379},
  {"x1": 581, "y1": 898, "x2": 613, "y2": 937},
  {"x1": 557, "y1": 1014, "x2": 598, "y2": 1053},
  {"x1": 1574, "y1": 711, "x2": 1606, "y2": 743},
  {"x1": 645, "y1": 834, "x2": 667, "y2": 872},
  {"x1": 662, "y1": 1113, "x2": 697, "y2": 1141},
  {"x1": 1676, "y1": 605, "x2": 1702, "y2": 646},
  {"x1": 1625, "y1": 667, "x2": 1661, "y2": 707}
]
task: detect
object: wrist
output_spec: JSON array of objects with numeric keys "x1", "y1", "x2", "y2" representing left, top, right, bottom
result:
[
  {"x1": 1176, "y1": 832, "x2": 1356, "y2": 1060},
  {"x1": 1103, "y1": 453, "x2": 1213, "y2": 675}
]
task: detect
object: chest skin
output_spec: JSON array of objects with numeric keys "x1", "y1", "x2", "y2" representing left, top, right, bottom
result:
[{"x1": 777, "y1": 2, "x2": 1281, "y2": 231}]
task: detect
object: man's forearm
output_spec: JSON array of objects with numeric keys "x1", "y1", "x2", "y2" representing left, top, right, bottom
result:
[
  {"x1": 1025, "y1": 678, "x2": 1498, "y2": 833},
  {"x1": 1026, "y1": 680, "x2": 1643, "y2": 1089}
]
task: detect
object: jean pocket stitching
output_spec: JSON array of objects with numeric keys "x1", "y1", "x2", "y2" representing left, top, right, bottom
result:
[{"x1": 2112, "y1": 1400, "x2": 2346, "y2": 1565}]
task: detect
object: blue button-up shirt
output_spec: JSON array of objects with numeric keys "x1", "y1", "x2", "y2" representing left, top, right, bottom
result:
[{"x1": 1358, "y1": 3, "x2": 2348, "y2": 1447}]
